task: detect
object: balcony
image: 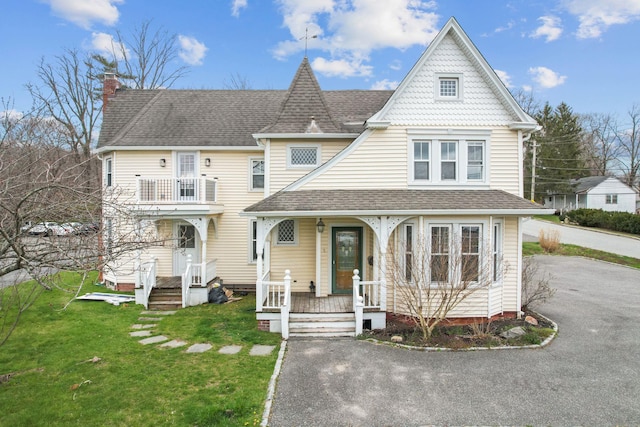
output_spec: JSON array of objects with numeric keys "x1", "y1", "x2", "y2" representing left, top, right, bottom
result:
[{"x1": 133, "y1": 177, "x2": 223, "y2": 214}]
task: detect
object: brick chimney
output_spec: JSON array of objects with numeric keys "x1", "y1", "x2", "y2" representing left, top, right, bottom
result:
[{"x1": 103, "y1": 73, "x2": 121, "y2": 112}]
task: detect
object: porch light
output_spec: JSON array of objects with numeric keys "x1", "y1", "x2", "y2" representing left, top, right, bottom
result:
[
  {"x1": 316, "y1": 218, "x2": 325, "y2": 233},
  {"x1": 159, "y1": 158, "x2": 166, "y2": 167},
  {"x1": 204, "y1": 158, "x2": 211, "y2": 167}
]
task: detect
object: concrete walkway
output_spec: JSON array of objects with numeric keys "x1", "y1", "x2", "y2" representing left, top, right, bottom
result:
[
  {"x1": 130, "y1": 310, "x2": 275, "y2": 356},
  {"x1": 523, "y1": 218, "x2": 640, "y2": 258}
]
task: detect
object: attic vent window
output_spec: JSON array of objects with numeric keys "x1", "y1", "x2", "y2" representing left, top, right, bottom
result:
[
  {"x1": 440, "y1": 78, "x2": 458, "y2": 97},
  {"x1": 288, "y1": 145, "x2": 320, "y2": 168},
  {"x1": 435, "y1": 73, "x2": 463, "y2": 101}
]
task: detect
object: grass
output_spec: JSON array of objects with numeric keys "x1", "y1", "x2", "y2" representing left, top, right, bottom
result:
[
  {"x1": 534, "y1": 214, "x2": 561, "y2": 224},
  {"x1": 523, "y1": 241, "x2": 640, "y2": 269},
  {"x1": 0, "y1": 272, "x2": 281, "y2": 426}
]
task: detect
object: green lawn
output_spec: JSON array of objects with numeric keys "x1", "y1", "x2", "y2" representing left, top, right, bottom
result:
[
  {"x1": 0, "y1": 273, "x2": 281, "y2": 426},
  {"x1": 523, "y1": 242, "x2": 640, "y2": 269}
]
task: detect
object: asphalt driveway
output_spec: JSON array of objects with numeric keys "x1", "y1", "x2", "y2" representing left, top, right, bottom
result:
[{"x1": 268, "y1": 256, "x2": 640, "y2": 426}]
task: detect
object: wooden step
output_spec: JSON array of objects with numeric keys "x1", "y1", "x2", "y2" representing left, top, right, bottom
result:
[{"x1": 288, "y1": 312, "x2": 356, "y2": 338}]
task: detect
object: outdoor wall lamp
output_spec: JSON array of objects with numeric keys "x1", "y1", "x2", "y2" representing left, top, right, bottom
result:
[
  {"x1": 316, "y1": 218, "x2": 325, "y2": 233},
  {"x1": 309, "y1": 280, "x2": 316, "y2": 294},
  {"x1": 159, "y1": 158, "x2": 166, "y2": 167},
  {"x1": 204, "y1": 158, "x2": 211, "y2": 167}
]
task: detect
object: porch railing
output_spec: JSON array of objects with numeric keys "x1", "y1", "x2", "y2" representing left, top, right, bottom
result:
[
  {"x1": 259, "y1": 270, "x2": 291, "y2": 339},
  {"x1": 352, "y1": 269, "x2": 383, "y2": 336},
  {"x1": 138, "y1": 256, "x2": 157, "y2": 310},
  {"x1": 181, "y1": 256, "x2": 216, "y2": 308},
  {"x1": 136, "y1": 177, "x2": 218, "y2": 204}
]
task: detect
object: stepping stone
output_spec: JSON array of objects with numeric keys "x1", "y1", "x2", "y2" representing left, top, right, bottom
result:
[
  {"x1": 185, "y1": 343, "x2": 212, "y2": 353},
  {"x1": 249, "y1": 345, "x2": 276, "y2": 356},
  {"x1": 138, "y1": 317, "x2": 163, "y2": 321},
  {"x1": 139, "y1": 335, "x2": 168, "y2": 345},
  {"x1": 160, "y1": 340, "x2": 187, "y2": 348},
  {"x1": 141, "y1": 311, "x2": 176, "y2": 315},
  {"x1": 219, "y1": 345, "x2": 242, "y2": 355},
  {"x1": 131, "y1": 324, "x2": 156, "y2": 329},
  {"x1": 130, "y1": 330, "x2": 152, "y2": 337}
]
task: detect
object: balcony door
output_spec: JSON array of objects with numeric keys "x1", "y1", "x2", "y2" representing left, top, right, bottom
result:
[{"x1": 177, "y1": 152, "x2": 197, "y2": 201}]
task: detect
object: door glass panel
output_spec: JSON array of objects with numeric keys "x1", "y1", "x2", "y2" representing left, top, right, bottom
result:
[{"x1": 333, "y1": 228, "x2": 361, "y2": 293}]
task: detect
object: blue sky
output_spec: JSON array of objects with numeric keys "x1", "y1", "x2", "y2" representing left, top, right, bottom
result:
[{"x1": 1, "y1": 0, "x2": 639, "y2": 120}]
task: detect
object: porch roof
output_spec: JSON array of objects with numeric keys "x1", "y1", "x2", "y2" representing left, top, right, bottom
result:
[{"x1": 243, "y1": 189, "x2": 552, "y2": 216}]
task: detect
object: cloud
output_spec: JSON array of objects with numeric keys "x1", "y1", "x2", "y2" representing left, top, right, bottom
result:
[
  {"x1": 494, "y1": 69, "x2": 513, "y2": 88},
  {"x1": 90, "y1": 32, "x2": 129, "y2": 60},
  {"x1": 43, "y1": 0, "x2": 123, "y2": 29},
  {"x1": 562, "y1": 0, "x2": 640, "y2": 39},
  {"x1": 528, "y1": 66, "x2": 567, "y2": 88},
  {"x1": 311, "y1": 57, "x2": 373, "y2": 78},
  {"x1": 370, "y1": 79, "x2": 399, "y2": 90},
  {"x1": 530, "y1": 15, "x2": 563, "y2": 42},
  {"x1": 178, "y1": 35, "x2": 208, "y2": 66},
  {"x1": 273, "y1": 0, "x2": 439, "y2": 78},
  {"x1": 231, "y1": 0, "x2": 248, "y2": 17},
  {"x1": 1, "y1": 109, "x2": 23, "y2": 121}
]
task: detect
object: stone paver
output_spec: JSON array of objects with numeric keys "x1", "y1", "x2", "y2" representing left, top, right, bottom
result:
[
  {"x1": 138, "y1": 317, "x2": 164, "y2": 321},
  {"x1": 185, "y1": 343, "x2": 212, "y2": 353},
  {"x1": 129, "y1": 330, "x2": 152, "y2": 337},
  {"x1": 131, "y1": 323, "x2": 156, "y2": 329},
  {"x1": 160, "y1": 339, "x2": 188, "y2": 348},
  {"x1": 219, "y1": 345, "x2": 243, "y2": 355},
  {"x1": 139, "y1": 335, "x2": 168, "y2": 345},
  {"x1": 250, "y1": 345, "x2": 276, "y2": 356},
  {"x1": 141, "y1": 310, "x2": 176, "y2": 315}
]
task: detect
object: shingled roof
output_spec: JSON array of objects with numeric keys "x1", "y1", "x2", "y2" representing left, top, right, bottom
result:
[
  {"x1": 244, "y1": 189, "x2": 548, "y2": 215},
  {"x1": 97, "y1": 59, "x2": 393, "y2": 150}
]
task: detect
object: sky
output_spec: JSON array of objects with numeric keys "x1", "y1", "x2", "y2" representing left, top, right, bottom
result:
[{"x1": 1, "y1": 0, "x2": 640, "y2": 122}]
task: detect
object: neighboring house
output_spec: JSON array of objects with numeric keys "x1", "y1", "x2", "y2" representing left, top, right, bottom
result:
[
  {"x1": 544, "y1": 176, "x2": 638, "y2": 214},
  {"x1": 95, "y1": 18, "x2": 550, "y2": 337}
]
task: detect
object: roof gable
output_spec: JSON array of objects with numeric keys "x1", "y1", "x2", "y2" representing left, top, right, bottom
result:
[{"x1": 369, "y1": 17, "x2": 535, "y2": 128}]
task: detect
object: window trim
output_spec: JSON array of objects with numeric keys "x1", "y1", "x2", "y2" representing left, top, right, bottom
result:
[
  {"x1": 492, "y1": 221, "x2": 503, "y2": 283},
  {"x1": 249, "y1": 157, "x2": 265, "y2": 192},
  {"x1": 249, "y1": 219, "x2": 258, "y2": 263},
  {"x1": 275, "y1": 219, "x2": 298, "y2": 246},
  {"x1": 435, "y1": 73, "x2": 463, "y2": 101},
  {"x1": 466, "y1": 141, "x2": 485, "y2": 181},
  {"x1": 287, "y1": 144, "x2": 321, "y2": 169},
  {"x1": 605, "y1": 194, "x2": 618, "y2": 204},
  {"x1": 104, "y1": 156, "x2": 113, "y2": 187}
]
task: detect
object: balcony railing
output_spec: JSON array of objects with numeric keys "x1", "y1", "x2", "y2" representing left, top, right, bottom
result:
[{"x1": 135, "y1": 177, "x2": 217, "y2": 204}]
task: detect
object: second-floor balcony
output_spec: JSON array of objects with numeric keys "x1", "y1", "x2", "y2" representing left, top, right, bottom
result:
[{"x1": 133, "y1": 177, "x2": 222, "y2": 213}]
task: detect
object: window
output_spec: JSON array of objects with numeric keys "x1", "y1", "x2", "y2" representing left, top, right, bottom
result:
[
  {"x1": 105, "y1": 157, "x2": 113, "y2": 187},
  {"x1": 467, "y1": 142, "x2": 484, "y2": 180},
  {"x1": 439, "y1": 78, "x2": 458, "y2": 97},
  {"x1": 440, "y1": 141, "x2": 457, "y2": 180},
  {"x1": 492, "y1": 222, "x2": 502, "y2": 282},
  {"x1": 288, "y1": 146, "x2": 319, "y2": 168},
  {"x1": 277, "y1": 219, "x2": 296, "y2": 245},
  {"x1": 435, "y1": 73, "x2": 463, "y2": 100},
  {"x1": 178, "y1": 225, "x2": 195, "y2": 249},
  {"x1": 250, "y1": 220, "x2": 258, "y2": 262},
  {"x1": 404, "y1": 224, "x2": 414, "y2": 281},
  {"x1": 251, "y1": 158, "x2": 264, "y2": 190},
  {"x1": 605, "y1": 194, "x2": 618, "y2": 204},
  {"x1": 413, "y1": 141, "x2": 430, "y2": 180},
  {"x1": 104, "y1": 218, "x2": 113, "y2": 255},
  {"x1": 430, "y1": 226, "x2": 450, "y2": 282},
  {"x1": 461, "y1": 226, "x2": 480, "y2": 282}
]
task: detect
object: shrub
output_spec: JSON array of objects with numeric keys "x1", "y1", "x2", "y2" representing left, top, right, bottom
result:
[
  {"x1": 538, "y1": 229, "x2": 560, "y2": 253},
  {"x1": 566, "y1": 208, "x2": 640, "y2": 235},
  {"x1": 521, "y1": 257, "x2": 556, "y2": 311}
]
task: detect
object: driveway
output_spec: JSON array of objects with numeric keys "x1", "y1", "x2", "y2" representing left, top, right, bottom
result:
[
  {"x1": 523, "y1": 218, "x2": 640, "y2": 258},
  {"x1": 268, "y1": 256, "x2": 640, "y2": 426}
]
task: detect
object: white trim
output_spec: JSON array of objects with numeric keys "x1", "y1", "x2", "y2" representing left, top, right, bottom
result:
[
  {"x1": 240, "y1": 208, "x2": 554, "y2": 217},
  {"x1": 253, "y1": 133, "x2": 357, "y2": 140},
  {"x1": 248, "y1": 218, "x2": 258, "y2": 264},
  {"x1": 94, "y1": 145, "x2": 264, "y2": 154}
]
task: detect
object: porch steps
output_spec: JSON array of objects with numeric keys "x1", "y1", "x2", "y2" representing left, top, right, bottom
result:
[
  {"x1": 288, "y1": 312, "x2": 356, "y2": 338},
  {"x1": 148, "y1": 287, "x2": 182, "y2": 311}
]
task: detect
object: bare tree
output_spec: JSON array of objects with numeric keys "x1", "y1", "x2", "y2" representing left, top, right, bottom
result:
[
  {"x1": 521, "y1": 257, "x2": 555, "y2": 312},
  {"x1": 388, "y1": 228, "x2": 495, "y2": 341},
  {"x1": 105, "y1": 20, "x2": 189, "y2": 89},
  {"x1": 616, "y1": 105, "x2": 640, "y2": 189},
  {"x1": 580, "y1": 112, "x2": 621, "y2": 176},
  {"x1": 222, "y1": 72, "x2": 253, "y2": 90}
]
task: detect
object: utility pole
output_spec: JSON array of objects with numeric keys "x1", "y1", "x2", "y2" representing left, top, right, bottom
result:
[{"x1": 530, "y1": 142, "x2": 538, "y2": 202}]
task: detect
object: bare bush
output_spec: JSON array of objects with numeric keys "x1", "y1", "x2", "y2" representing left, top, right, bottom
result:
[
  {"x1": 538, "y1": 229, "x2": 560, "y2": 253},
  {"x1": 521, "y1": 257, "x2": 556, "y2": 311}
]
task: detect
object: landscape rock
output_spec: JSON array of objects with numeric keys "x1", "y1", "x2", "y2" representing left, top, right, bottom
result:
[
  {"x1": 525, "y1": 315, "x2": 539, "y2": 326},
  {"x1": 500, "y1": 326, "x2": 526, "y2": 339},
  {"x1": 391, "y1": 335, "x2": 403, "y2": 343}
]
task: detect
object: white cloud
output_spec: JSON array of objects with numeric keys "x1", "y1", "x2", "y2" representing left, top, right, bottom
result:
[
  {"x1": 90, "y1": 32, "x2": 129, "y2": 61},
  {"x1": 311, "y1": 57, "x2": 373, "y2": 78},
  {"x1": 1, "y1": 109, "x2": 23, "y2": 121},
  {"x1": 389, "y1": 60, "x2": 402, "y2": 71},
  {"x1": 178, "y1": 35, "x2": 208, "y2": 66},
  {"x1": 522, "y1": 85, "x2": 533, "y2": 92},
  {"x1": 231, "y1": 0, "x2": 248, "y2": 17},
  {"x1": 43, "y1": 0, "x2": 123, "y2": 29},
  {"x1": 562, "y1": 0, "x2": 640, "y2": 39},
  {"x1": 529, "y1": 66, "x2": 567, "y2": 88},
  {"x1": 530, "y1": 15, "x2": 563, "y2": 42},
  {"x1": 370, "y1": 79, "x2": 399, "y2": 90},
  {"x1": 273, "y1": 0, "x2": 439, "y2": 78},
  {"x1": 494, "y1": 69, "x2": 513, "y2": 88}
]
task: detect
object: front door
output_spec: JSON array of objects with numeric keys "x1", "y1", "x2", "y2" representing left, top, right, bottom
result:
[
  {"x1": 332, "y1": 227, "x2": 362, "y2": 294},
  {"x1": 177, "y1": 152, "x2": 196, "y2": 201},
  {"x1": 174, "y1": 222, "x2": 200, "y2": 276}
]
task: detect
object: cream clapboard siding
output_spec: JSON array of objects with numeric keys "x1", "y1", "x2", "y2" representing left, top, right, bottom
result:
[
  {"x1": 269, "y1": 218, "x2": 317, "y2": 292},
  {"x1": 488, "y1": 128, "x2": 521, "y2": 195},
  {"x1": 501, "y1": 217, "x2": 520, "y2": 313},
  {"x1": 268, "y1": 139, "x2": 352, "y2": 194}
]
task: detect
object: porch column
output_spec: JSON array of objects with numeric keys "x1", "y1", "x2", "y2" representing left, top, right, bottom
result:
[
  {"x1": 315, "y1": 217, "x2": 322, "y2": 297},
  {"x1": 378, "y1": 217, "x2": 388, "y2": 311},
  {"x1": 256, "y1": 218, "x2": 265, "y2": 312}
]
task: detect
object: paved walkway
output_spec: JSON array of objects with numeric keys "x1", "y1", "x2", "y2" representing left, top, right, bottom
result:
[
  {"x1": 130, "y1": 310, "x2": 275, "y2": 356},
  {"x1": 523, "y1": 218, "x2": 640, "y2": 258},
  {"x1": 268, "y1": 256, "x2": 640, "y2": 426}
]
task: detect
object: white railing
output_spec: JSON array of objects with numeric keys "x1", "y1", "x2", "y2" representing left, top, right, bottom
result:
[
  {"x1": 256, "y1": 270, "x2": 271, "y2": 312},
  {"x1": 140, "y1": 256, "x2": 157, "y2": 310},
  {"x1": 352, "y1": 269, "x2": 384, "y2": 336},
  {"x1": 136, "y1": 177, "x2": 218, "y2": 204},
  {"x1": 181, "y1": 255, "x2": 193, "y2": 308},
  {"x1": 259, "y1": 270, "x2": 291, "y2": 339}
]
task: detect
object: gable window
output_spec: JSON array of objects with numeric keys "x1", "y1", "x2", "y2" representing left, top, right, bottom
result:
[
  {"x1": 413, "y1": 141, "x2": 430, "y2": 180},
  {"x1": 104, "y1": 156, "x2": 113, "y2": 187},
  {"x1": 467, "y1": 141, "x2": 484, "y2": 180},
  {"x1": 605, "y1": 194, "x2": 618, "y2": 204},
  {"x1": 439, "y1": 78, "x2": 458, "y2": 97},
  {"x1": 440, "y1": 141, "x2": 457, "y2": 180},
  {"x1": 250, "y1": 158, "x2": 264, "y2": 190},
  {"x1": 435, "y1": 73, "x2": 463, "y2": 101},
  {"x1": 288, "y1": 145, "x2": 319, "y2": 168},
  {"x1": 276, "y1": 219, "x2": 297, "y2": 245}
]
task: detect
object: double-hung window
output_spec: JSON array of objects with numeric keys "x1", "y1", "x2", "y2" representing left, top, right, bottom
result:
[
  {"x1": 461, "y1": 226, "x2": 480, "y2": 282},
  {"x1": 250, "y1": 220, "x2": 258, "y2": 262},
  {"x1": 430, "y1": 226, "x2": 450, "y2": 282},
  {"x1": 413, "y1": 141, "x2": 430, "y2": 180},
  {"x1": 440, "y1": 141, "x2": 457, "y2": 180},
  {"x1": 105, "y1": 157, "x2": 113, "y2": 187},
  {"x1": 403, "y1": 224, "x2": 415, "y2": 282},
  {"x1": 605, "y1": 194, "x2": 618, "y2": 204},
  {"x1": 250, "y1": 158, "x2": 264, "y2": 190},
  {"x1": 467, "y1": 141, "x2": 484, "y2": 181},
  {"x1": 492, "y1": 222, "x2": 502, "y2": 282}
]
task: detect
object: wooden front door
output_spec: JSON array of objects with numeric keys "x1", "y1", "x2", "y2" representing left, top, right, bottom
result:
[{"x1": 332, "y1": 227, "x2": 362, "y2": 294}]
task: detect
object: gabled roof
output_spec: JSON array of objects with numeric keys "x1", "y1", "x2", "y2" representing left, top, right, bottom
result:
[
  {"x1": 367, "y1": 17, "x2": 536, "y2": 129},
  {"x1": 572, "y1": 176, "x2": 610, "y2": 193}
]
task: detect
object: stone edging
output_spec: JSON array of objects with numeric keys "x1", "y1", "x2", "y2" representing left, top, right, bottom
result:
[
  {"x1": 360, "y1": 311, "x2": 558, "y2": 352},
  {"x1": 261, "y1": 340, "x2": 287, "y2": 427}
]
